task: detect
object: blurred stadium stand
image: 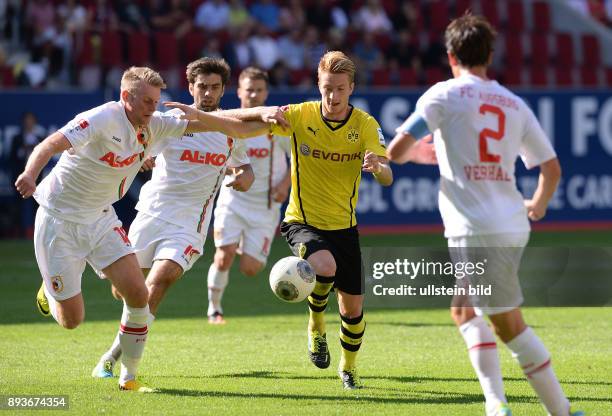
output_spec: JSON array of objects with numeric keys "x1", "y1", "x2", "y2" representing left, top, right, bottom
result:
[{"x1": 1, "y1": 0, "x2": 611, "y2": 237}]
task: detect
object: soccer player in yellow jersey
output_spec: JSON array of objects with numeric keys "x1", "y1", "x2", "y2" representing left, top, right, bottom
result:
[
  {"x1": 166, "y1": 51, "x2": 393, "y2": 389},
  {"x1": 277, "y1": 51, "x2": 393, "y2": 389}
]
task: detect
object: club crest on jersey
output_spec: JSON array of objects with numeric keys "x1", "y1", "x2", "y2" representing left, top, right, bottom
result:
[
  {"x1": 347, "y1": 127, "x2": 359, "y2": 143},
  {"x1": 51, "y1": 275, "x2": 64, "y2": 293},
  {"x1": 136, "y1": 126, "x2": 150, "y2": 145},
  {"x1": 300, "y1": 143, "x2": 311, "y2": 156}
]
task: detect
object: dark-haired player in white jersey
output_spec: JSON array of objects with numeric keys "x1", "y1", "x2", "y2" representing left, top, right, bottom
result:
[
  {"x1": 388, "y1": 14, "x2": 582, "y2": 416},
  {"x1": 91, "y1": 58, "x2": 279, "y2": 378}
]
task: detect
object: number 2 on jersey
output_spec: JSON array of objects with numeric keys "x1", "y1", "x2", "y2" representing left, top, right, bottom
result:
[{"x1": 479, "y1": 104, "x2": 505, "y2": 163}]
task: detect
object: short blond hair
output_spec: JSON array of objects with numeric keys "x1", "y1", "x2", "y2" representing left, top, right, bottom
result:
[
  {"x1": 317, "y1": 51, "x2": 355, "y2": 83},
  {"x1": 120, "y1": 66, "x2": 166, "y2": 93}
]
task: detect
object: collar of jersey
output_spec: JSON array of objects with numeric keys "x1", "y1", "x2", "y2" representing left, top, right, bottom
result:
[
  {"x1": 319, "y1": 103, "x2": 354, "y2": 131},
  {"x1": 118, "y1": 100, "x2": 139, "y2": 140}
]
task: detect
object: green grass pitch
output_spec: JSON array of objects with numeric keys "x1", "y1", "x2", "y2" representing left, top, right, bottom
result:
[{"x1": 0, "y1": 231, "x2": 610, "y2": 415}]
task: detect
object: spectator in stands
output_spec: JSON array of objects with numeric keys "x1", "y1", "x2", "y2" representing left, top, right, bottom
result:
[
  {"x1": 422, "y1": 35, "x2": 447, "y2": 70},
  {"x1": 25, "y1": 0, "x2": 56, "y2": 47},
  {"x1": 57, "y1": 0, "x2": 87, "y2": 34},
  {"x1": 277, "y1": 28, "x2": 305, "y2": 70},
  {"x1": 306, "y1": 0, "x2": 333, "y2": 32},
  {"x1": 279, "y1": 0, "x2": 306, "y2": 33},
  {"x1": 352, "y1": 32, "x2": 385, "y2": 84},
  {"x1": 354, "y1": 0, "x2": 392, "y2": 34},
  {"x1": 391, "y1": 0, "x2": 420, "y2": 32},
  {"x1": 87, "y1": 0, "x2": 119, "y2": 33},
  {"x1": 223, "y1": 24, "x2": 253, "y2": 70},
  {"x1": 228, "y1": 0, "x2": 250, "y2": 30},
  {"x1": 115, "y1": 0, "x2": 150, "y2": 33},
  {"x1": 0, "y1": 42, "x2": 15, "y2": 87},
  {"x1": 303, "y1": 25, "x2": 326, "y2": 70},
  {"x1": 388, "y1": 29, "x2": 421, "y2": 71},
  {"x1": 269, "y1": 60, "x2": 290, "y2": 87},
  {"x1": 202, "y1": 37, "x2": 224, "y2": 60},
  {"x1": 195, "y1": 0, "x2": 230, "y2": 32},
  {"x1": 327, "y1": 28, "x2": 348, "y2": 53},
  {"x1": 9, "y1": 111, "x2": 45, "y2": 238},
  {"x1": 249, "y1": 0, "x2": 280, "y2": 32},
  {"x1": 248, "y1": 23, "x2": 279, "y2": 70},
  {"x1": 149, "y1": 0, "x2": 192, "y2": 39}
]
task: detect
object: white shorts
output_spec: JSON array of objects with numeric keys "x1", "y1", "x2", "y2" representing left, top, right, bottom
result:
[
  {"x1": 448, "y1": 232, "x2": 529, "y2": 316},
  {"x1": 213, "y1": 203, "x2": 280, "y2": 264},
  {"x1": 34, "y1": 206, "x2": 133, "y2": 301},
  {"x1": 128, "y1": 212, "x2": 204, "y2": 273}
]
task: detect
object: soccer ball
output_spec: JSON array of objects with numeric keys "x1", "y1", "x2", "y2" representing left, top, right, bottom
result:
[{"x1": 269, "y1": 256, "x2": 316, "y2": 303}]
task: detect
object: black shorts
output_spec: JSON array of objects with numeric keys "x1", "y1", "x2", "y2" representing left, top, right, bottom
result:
[{"x1": 280, "y1": 222, "x2": 365, "y2": 295}]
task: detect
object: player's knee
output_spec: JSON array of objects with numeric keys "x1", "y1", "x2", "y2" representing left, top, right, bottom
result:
[
  {"x1": 215, "y1": 247, "x2": 236, "y2": 271},
  {"x1": 123, "y1": 284, "x2": 149, "y2": 308},
  {"x1": 240, "y1": 263, "x2": 262, "y2": 277},
  {"x1": 310, "y1": 257, "x2": 336, "y2": 277}
]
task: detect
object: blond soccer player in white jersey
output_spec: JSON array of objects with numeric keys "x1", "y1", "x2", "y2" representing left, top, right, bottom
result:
[
  {"x1": 91, "y1": 57, "x2": 265, "y2": 378},
  {"x1": 14, "y1": 66, "x2": 284, "y2": 393},
  {"x1": 387, "y1": 15, "x2": 583, "y2": 416},
  {"x1": 206, "y1": 67, "x2": 291, "y2": 324}
]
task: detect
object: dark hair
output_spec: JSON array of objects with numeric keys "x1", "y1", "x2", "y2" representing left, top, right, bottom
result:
[
  {"x1": 444, "y1": 14, "x2": 497, "y2": 67},
  {"x1": 238, "y1": 66, "x2": 269, "y2": 86},
  {"x1": 186, "y1": 57, "x2": 231, "y2": 86}
]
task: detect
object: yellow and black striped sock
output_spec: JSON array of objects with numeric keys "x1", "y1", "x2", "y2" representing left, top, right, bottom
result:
[
  {"x1": 339, "y1": 312, "x2": 366, "y2": 371},
  {"x1": 307, "y1": 275, "x2": 334, "y2": 334}
]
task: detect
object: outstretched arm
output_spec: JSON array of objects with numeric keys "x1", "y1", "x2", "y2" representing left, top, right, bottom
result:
[
  {"x1": 216, "y1": 106, "x2": 287, "y2": 125},
  {"x1": 165, "y1": 102, "x2": 289, "y2": 138},
  {"x1": 524, "y1": 157, "x2": 561, "y2": 221},
  {"x1": 15, "y1": 132, "x2": 71, "y2": 198}
]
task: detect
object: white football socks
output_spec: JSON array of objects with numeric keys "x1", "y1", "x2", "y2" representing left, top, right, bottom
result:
[
  {"x1": 506, "y1": 327, "x2": 570, "y2": 416},
  {"x1": 207, "y1": 264, "x2": 229, "y2": 316},
  {"x1": 459, "y1": 316, "x2": 507, "y2": 412},
  {"x1": 118, "y1": 304, "x2": 149, "y2": 384}
]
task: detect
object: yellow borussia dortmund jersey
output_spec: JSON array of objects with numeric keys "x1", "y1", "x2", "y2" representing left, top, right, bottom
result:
[{"x1": 271, "y1": 101, "x2": 387, "y2": 230}]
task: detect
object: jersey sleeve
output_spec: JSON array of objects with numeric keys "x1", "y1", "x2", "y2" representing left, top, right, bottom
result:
[
  {"x1": 362, "y1": 116, "x2": 387, "y2": 157},
  {"x1": 227, "y1": 137, "x2": 250, "y2": 168},
  {"x1": 270, "y1": 103, "x2": 299, "y2": 137},
  {"x1": 413, "y1": 82, "x2": 447, "y2": 133},
  {"x1": 519, "y1": 105, "x2": 557, "y2": 169},
  {"x1": 149, "y1": 110, "x2": 188, "y2": 141},
  {"x1": 275, "y1": 134, "x2": 292, "y2": 155},
  {"x1": 58, "y1": 110, "x2": 101, "y2": 151}
]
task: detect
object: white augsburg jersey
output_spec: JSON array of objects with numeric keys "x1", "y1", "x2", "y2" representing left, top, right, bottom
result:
[
  {"x1": 412, "y1": 73, "x2": 556, "y2": 237},
  {"x1": 34, "y1": 101, "x2": 187, "y2": 224},
  {"x1": 135, "y1": 113, "x2": 249, "y2": 234},
  {"x1": 216, "y1": 133, "x2": 290, "y2": 211}
]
